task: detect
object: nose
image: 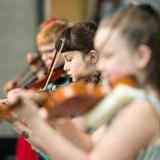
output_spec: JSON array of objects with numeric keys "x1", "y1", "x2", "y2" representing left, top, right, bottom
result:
[
  {"x1": 41, "y1": 53, "x2": 48, "y2": 62},
  {"x1": 63, "y1": 63, "x2": 70, "y2": 72}
]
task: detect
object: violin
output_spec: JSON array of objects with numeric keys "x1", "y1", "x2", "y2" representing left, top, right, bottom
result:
[
  {"x1": 45, "y1": 77, "x2": 137, "y2": 120},
  {"x1": 0, "y1": 77, "x2": 139, "y2": 120},
  {"x1": 20, "y1": 37, "x2": 66, "y2": 92},
  {"x1": 25, "y1": 77, "x2": 137, "y2": 119},
  {"x1": 24, "y1": 67, "x2": 67, "y2": 91},
  {"x1": 4, "y1": 54, "x2": 44, "y2": 92}
]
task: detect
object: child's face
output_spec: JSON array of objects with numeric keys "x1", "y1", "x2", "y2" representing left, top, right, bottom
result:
[
  {"x1": 62, "y1": 51, "x2": 89, "y2": 82},
  {"x1": 38, "y1": 43, "x2": 64, "y2": 69},
  {"x1": 94, "y1": 28, "x2": 136, "y2": 82}
]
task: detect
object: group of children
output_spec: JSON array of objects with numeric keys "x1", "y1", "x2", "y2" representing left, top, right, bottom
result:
[{"x1": 0, "y1": 3, "x2": 160, "y2": 160}]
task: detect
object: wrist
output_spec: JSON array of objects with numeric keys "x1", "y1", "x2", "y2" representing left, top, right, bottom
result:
[{"x1": 10, "y1": 120, "x2": 21, "y2": 127}]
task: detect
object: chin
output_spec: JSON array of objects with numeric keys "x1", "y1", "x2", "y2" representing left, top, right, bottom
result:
[
  {"x1": 72, "y1": 79, "x2": 75, "y2": 82},
  {"x1": 72, "y1": 78, "x2": 77, "y2": 82}
]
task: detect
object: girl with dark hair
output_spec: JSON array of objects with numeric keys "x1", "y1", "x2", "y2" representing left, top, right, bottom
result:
[
  {"x1": 5, "y1": 21, "x2": 101, "y2": 160},
  {"x1": 55, "y1": 21, "x2": 100, "y2": 85}
]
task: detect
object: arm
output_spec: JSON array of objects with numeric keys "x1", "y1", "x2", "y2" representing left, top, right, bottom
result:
[
  {"x1": 15, "y1": 96, "x2": 159, "y2": 160},
  {"x1": 3, "y1": 79, "x2": 19, "y2": 92},
  {"x1": 11, "y1": 120, "x2": 44, "y2": 151},
  {"x1": 53, "y1": 117, "x2": 93, "y2": 152},
  {"x1": 39, "y1": 107, "x2": 102, "y2": 152},
  {"x1": 51, "y1": 117, "x2": 106, "y2": 153},
  {"x1": 4, "y1": 110, "x2": 47, "y2": 155}
]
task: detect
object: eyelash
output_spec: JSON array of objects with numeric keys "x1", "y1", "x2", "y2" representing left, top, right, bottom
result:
[{"x1": 67, "y1": 59, "x2": 72, "y2": 62}]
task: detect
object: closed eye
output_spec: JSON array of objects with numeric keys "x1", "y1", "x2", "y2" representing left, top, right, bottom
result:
[
  {"x1": 104, "y1": 52, "x2": 113, "y2": 59},
  {"x1": 67, "y1": 59, "x2": 72, "y2": 62}
]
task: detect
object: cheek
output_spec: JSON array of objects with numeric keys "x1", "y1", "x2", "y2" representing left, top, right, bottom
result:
[
  {"x1": 50, "y1": 52, "x2": 56, "y2": 59},
  {"x1": 104, "y1": 56, "x2": 134, "y2": 81},
  {"x1": 71, "y1": 60, "x2": 81, "y2": 73},
  {"x1": 46, "y1": 53, "x2": 56, "y2": 62},
  {"x1": 71, "y1": 59, "x2": 85, "y2": 78},
  {"x1": 46, "y1": 52, "x2": 56, "y2": 61}
]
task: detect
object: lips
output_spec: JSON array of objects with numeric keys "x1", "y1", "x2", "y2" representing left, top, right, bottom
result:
[{"x1": 68, "y1": 74, "x2": 72, "y2": 77}]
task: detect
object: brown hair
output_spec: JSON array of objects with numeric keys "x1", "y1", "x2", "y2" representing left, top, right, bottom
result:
[
  {"x1": 99, "y1": 4, "x2": 160, "y2": 93},
  {"x1": 55, "y1": 21, "x2": 101, "y2": 85},
  {"x1": 37, "y1": 19, "x2": 73, "y2": 47}
]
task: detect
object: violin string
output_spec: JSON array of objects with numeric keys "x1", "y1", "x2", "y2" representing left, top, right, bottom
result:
[
  {"x1": 15, "y1": 66, "x2": 30, "y2": 82},
  {"x1": 18, "y1": 64, "x2": 44, "y2": 87},
  {"x1": 15, "y1": 54, "x2": 42, "y2": 83},
  {"x1": 22, "y1": 66, "x2": 47, "y2": 89}
]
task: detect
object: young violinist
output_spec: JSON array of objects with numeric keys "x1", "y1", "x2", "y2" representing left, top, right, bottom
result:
[
  {"x1": 9, "y1": 4, "x2": 160, "y2": 160},
  {"x1": 4, "y1": 19, "x2": 72, "y2": 160},
  {"x1": 5, "y1": 21, "x2": 100, "y2": 160},
  {"x1": 55, "y1": 21, "x2": 100, "y2": 84},
  {"x1": 4, "y1": 18, "x2": 72, "y2": 92}
]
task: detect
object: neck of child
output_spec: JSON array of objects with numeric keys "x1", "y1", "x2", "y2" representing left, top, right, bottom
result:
[
  {"x1": 144, "y1": 84, "x2": 160, "y2": 100},
  {"x1": 85, "y1": 65, "x2": 97, "y2": 77}
]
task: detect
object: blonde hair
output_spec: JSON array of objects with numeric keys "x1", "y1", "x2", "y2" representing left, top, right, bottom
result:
[
  {"x1": 98, "y1": 5, "x2": 160, "y2": 92},
  {"x1": 37, "y1": 19, "x2": 73, "y2": 47}
]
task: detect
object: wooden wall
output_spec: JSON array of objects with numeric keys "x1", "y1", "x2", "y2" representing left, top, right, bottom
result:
[{"x1": 50, "y1": 0, "x2": 98, "y2": 23}]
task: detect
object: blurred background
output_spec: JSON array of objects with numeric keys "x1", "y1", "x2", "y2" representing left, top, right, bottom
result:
[{"x1": 0, "y1": 0, "x2": 159, "y2": 159}]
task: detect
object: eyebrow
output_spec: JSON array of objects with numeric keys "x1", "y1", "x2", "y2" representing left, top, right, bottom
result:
[
  {"x1": 62, "y1": 53, "x2": 67, "y2": 57},
  {"x1": 63, "y1": 53, "x2": 72, "y2": 58}
]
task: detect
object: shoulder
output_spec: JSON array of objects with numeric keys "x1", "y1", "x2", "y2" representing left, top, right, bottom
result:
[
  {"x1": 90, "y1": 100, "x2": 160, "y2": 160},
  {"x1": 118, "y1": 100, "x2": 160, "y2": 125},
  {"x1": 111, "y1": 100, "x2": 160, "y2": 147}
]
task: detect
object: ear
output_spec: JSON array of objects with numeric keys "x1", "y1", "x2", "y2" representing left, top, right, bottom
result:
[
  {"x1": 135, "y1": 45, "x2": 152, "y2": 70},
  {"x1": 87, "y1": 50, "x2": 98, "y2": 64}
]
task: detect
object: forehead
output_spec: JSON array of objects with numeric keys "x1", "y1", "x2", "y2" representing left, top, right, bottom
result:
[
  {"x1": 94, "y1": 28, "x2": 111, "y2": 52},
  {"x1": 95, "y1": 28, "x2": 129, "y2": 53},
  {"x1": 62, "y1": 50, "x2": 83, "y2": 58},
  {"x1": 38, "y1": 43, "x2": 55, "y2": 51}
]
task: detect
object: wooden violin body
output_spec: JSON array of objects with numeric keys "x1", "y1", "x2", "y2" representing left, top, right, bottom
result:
[
  {"x1": 4, "y1": 55, "x2": 44, "y2": 92},
  {"x1": 0, "y1": 77, "x2": 141, "y2": 121},
  {"x1": 46, "y1": 83, "x2": 106, "y2": 119},
  {"x1": 25, "y1": 67, "x2": 67, "y2": 91},
  {"x1": 44, "y1": 77, "x2": 137, "y2": 119}
]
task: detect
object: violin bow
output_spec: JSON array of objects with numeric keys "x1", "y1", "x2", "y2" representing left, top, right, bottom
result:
[
  {"x1": 18, "y1": 65, "x2": 46, "y2": 88},
  {"x1": 15, "y1": 66, "x2": 30, "y2": 82},
  {"x1": 40, "y1": 38, "x2": 65, "y2": 91},
  {"x1": 15, "y1": 54, "x2": 41, "y2": 83}
]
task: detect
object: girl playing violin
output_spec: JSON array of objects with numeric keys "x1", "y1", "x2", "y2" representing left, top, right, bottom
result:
[
  {"x1": 55, "y1": 21, "x2": 100, "y2": 84},
  {"x1": 6, "y1": 21, "x2": 100, "y2": 160},
  {"x1": 10, "y1": 4, "x2": 160, "y2": 160}
]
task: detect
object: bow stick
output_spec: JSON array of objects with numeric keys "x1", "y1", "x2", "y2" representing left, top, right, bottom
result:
[{"x1": 40, "y1": 38, "x2": 65, "y2": 91}]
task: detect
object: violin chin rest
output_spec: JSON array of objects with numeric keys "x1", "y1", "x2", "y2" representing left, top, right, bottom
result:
[{"x1": 85, "y1": 84, "x2": 145, "y2": 127}]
